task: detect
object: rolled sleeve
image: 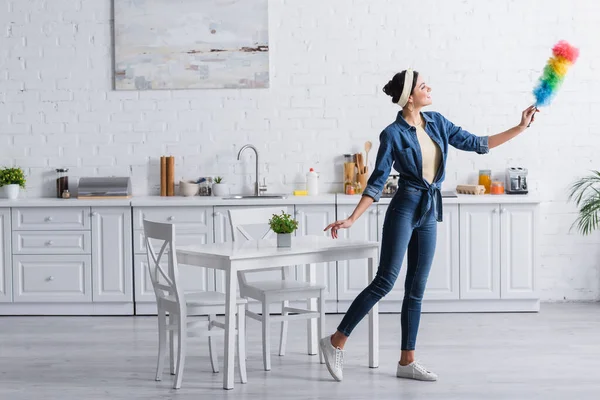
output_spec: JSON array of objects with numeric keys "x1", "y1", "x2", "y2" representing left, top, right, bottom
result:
[
  {"x1": 362, "y1": 130, "x2": 393, "y2": 202},
  {"x1": 442, "y1": 113, "x2": 489, "y2": 154}
]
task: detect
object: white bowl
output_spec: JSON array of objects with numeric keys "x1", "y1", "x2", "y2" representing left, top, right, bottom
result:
[{"x1": 179, "y1": 180, "x2": 199, "y2": 197}]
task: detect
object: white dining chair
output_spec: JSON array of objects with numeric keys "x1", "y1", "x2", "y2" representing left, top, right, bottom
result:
[
  {"x1": 228, "y1": 207, "x2": 326, "y2": 371},
  {"x1": 143, "y1": 220, "x2": 248, "y2": 389}
]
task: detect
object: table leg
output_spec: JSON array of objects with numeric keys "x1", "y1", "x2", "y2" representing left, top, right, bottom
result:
[
  {"x1": 367, "y1": 256, "x2": 379, "y2": 368},
  {"x1": 306, "y1": 263, "x2": 317, "y2": 355},
  {"x1": 223, "y1": 265, "x2": 237, "y2": 389}
]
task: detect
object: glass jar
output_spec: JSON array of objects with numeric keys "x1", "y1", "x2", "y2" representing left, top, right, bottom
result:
[
  {"x1": 56, "y1": 168, "x2": 69, "y2": 198},
  {"x1": 478, "y1": 169, "x2": 491, "y2": 194},
  {"x1": 343, "y1": 154, "x2": 356, "y2": 194},
  {"x1": 490, "y1": 181, "x2": 504, "y2": 195}
]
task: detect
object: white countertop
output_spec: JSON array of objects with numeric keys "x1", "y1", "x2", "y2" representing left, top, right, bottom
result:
[
  {"x1": 0, "y1": 192, "x2": 540, "y2": 208},
  {"x1": 0, "y1": 197, "x2": 132, "y2": 207},
  {"x1": 337, "y1": 193, "x2": 541, "y2": 205},
  {"x1": 130, "y1": 194, "x2": 336, "y2": 206}
]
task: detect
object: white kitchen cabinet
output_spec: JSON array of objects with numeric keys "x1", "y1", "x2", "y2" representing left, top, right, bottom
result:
[
  {"x1": 336, "y1": 204, "x2": 378, "y2": 306},
  {"x1": 459, "y1": 204, "x2": 501, "y2": 299},
  {"x1": 426, "y1": 204, "x2": 460, "y2": 300},
  {"x1": 12, "y1": 255, "x2": 92, "y2": 302},
  {"x1": 500, "y1": 204, "x2": 538, "y2": 299},
  {"x1": 459, "y1": 203, "x2": 538, "y2": 301},
  {"x1": 0, "y1": 208, "x2": 11, "y2": 302},
  {"x1": 91, "y1": 207, "x2": 133, "y2": 302},
  {"x1": 294, "y1": 204, "x2": 338, "y2": 305}
]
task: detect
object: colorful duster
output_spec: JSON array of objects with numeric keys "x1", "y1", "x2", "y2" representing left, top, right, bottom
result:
[{"x1": 533, "y1": 40, "x2": 579, "y2": 107}]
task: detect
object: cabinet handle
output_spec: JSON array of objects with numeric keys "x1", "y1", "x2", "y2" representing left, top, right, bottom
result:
[
  {"x1": 492, "y1": 208, "x2": 498, "y2": 214},
  {"x1": 45, "y1": 216, "x2": 53, "y2": 222},
  {"x1": 168, "y1": 216, "x2": 175, "y2": 221},
  {"x1": 46, "y1": 241, "x2": 53, "y2": 246},
  {"x1": 47, "y1": 276, "x2": 54, "y2": 282},
  {"x1": 213, "y1": 211, "x2": 222, "y2": 217},
  {"x1": 501, "y1": 208, "x2": 507, "y2": 213},
  {"x1": 91, "y1": 212, "x2": 98, "y2": 217},
  {"x1": 295, "y1": 211, "x2": 304, "y2": 217}
]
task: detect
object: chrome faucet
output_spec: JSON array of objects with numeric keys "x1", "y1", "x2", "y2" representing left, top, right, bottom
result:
[{"x1": 237, "y1": 144, "x2": 267, "y2": 196}]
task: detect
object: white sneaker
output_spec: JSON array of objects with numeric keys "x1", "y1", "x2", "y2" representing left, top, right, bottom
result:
[
  {"x1": 396, "y1": 361, "x2": 438, "y2": 381},
  {"x1": 319, "y1": 336, "x2": 344, "y2": 382}
]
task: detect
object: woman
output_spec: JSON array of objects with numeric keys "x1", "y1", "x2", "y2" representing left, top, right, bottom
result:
[{"x1": 320, "y1": 69, "x2": 537, "y2": 382}]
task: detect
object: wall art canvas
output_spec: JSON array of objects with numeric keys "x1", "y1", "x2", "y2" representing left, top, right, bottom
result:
[{"x1": 114, "y1": 0, "x2": 269, "y2": 90}]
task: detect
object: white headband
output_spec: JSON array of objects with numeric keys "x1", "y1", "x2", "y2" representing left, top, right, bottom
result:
[{"x1": 396, "y1": 69, "x2": 414, "y2": 108}]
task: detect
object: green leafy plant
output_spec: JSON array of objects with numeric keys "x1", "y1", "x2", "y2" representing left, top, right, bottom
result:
[
  {"x1": 569, "y1": 170, "x2": 600, "y2": 235},
  {"x1": 0, "y1": 167, "x2": 26, "y2": 188},
  {"x1": 269, "y1": 210, "x2": 299, "y2": 234},
  {"x1": 214, "y1": 176, "x2": 223, "y2": 184}
]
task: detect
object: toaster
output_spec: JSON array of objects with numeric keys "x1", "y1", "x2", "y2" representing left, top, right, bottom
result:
[{"x1": 505, "y1": 167, "x2": 528, "y2": 195}]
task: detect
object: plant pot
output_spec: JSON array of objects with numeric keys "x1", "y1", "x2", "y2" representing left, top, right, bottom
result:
[
  {"x1": 277, "y1": 233, "x2": 292, "y2": 248},
  {"x1": 4, "y1": 184, "x2": 20, "y2": 200},
  {"x1": 212, "y1": 183, "x2": 229, "y2": 197}
]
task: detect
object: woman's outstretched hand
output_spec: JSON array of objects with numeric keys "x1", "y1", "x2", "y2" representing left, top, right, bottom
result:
[
  {"x1": 519, "y1": 105, "x2": 538, "y2": 128},
  {"x1": 324, "y1": 218, "x2": 354, "y2": 239}
]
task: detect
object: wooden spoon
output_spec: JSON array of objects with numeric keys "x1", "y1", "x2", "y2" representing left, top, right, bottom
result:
[{"x1": 364, "y1": 141, "x2": 372, "y2": 172}]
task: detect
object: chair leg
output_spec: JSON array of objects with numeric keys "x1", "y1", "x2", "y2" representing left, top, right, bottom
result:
[
  {"x1": 318, "y1": 290, "x2": 326, "y2": 364},
  {"x1": 208, "y1": 314, "x2": 219, "y2": 373},
  {"x1": 155, "y1": 308, "x2": 167, "y2": 381},
  {"x1": 244, "y1": 302, "x2": 249, "y2": 360},
  {"x1": 169, "y1": 314, "x2": 177, "y2": 375},
  {"x1": 279, "y1": 300, "x2": 289, "y2": 356},
  {"x1": 237, "y1": 304, "x2": 248, "y2": 384},
  {"x1": 173, "y1": 314, "x2": 187, "y2": 389},
  {"x1": 262, "y1": 301, "x2": 271, "y2": 371}
]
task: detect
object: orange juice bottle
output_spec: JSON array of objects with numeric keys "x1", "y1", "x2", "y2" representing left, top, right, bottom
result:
[{"x1": 478, "y1": 169, "x2": 492, "y2": 194}]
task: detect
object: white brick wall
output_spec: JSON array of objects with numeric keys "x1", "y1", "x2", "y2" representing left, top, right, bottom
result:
[{"x1": 1, "y1": 0, "x2": 600, "y2": 301}]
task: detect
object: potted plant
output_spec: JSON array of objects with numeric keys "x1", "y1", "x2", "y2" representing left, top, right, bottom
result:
[
  {"x1": 269, "y1": 210, "x2": 299, "y2": 248},
  {"x1": 212, "y1": 176, "x2": 229, "y2": 197},
  {"x1": 569, "y1": 171, "x2": 600, "y2": 235},
  {"x1": 0, "y1": 167, "x2": 26, "y2": 200}
]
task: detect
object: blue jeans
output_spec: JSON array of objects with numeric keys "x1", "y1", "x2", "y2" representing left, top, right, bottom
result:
[{"x1": 337, "y1": 187, "x2": 437, "y2": 350}]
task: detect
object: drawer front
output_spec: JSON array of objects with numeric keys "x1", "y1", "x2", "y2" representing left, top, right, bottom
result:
[
  {"x1": 13, "y1": 255, "x2": 92, "y2": 302},
  {"x1": 12, "y1": 231, "x2": 91, "y2": 255},
  {"x1": 134, "y1": 230, "x2": 212, "y2": 254},
  {"x1": 133, "y1": 207, "x2": 212, "y2": 231},
  {"x1": 12, "y1": 208, "x2": 90, "y2": 231}
]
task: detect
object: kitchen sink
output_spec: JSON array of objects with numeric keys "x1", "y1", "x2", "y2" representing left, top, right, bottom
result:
[{"x1": 223, "y1": 194, "x2": 288, "y2": 200}]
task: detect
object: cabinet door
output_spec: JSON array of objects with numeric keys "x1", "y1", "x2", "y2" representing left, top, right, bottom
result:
[
  {"x1": 0, "y1": 208, "x2": 11, "y2": 302},
  {"x1": 425, "y1": 204, "x2": 460, "y2": 300},
  {"x1": 294, "y1": 205, "x2": 337, "y2": 302},
  {"x1": 91, "y1": 207, "x2": 133, "y2": 302},
  {"x1": 376, "y1": 204, "x2": 408, "y2": 301},
  {"x1": 500, "y1": 204, "x2": 538, "y2": 299},
  {"x1": 459, "y1": 204, "x2": 500, "y2": 299},
  {"x1": 336, "y1": 204, "x2": 378, "y2": 304}
]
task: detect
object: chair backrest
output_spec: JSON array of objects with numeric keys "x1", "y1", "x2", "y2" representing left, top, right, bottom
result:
[
  {"x1": 228, "y1": 207, "x2": 288, "y2": 242},
  {"x1": 143, "y1": 220, "x2": 184, "y2": 306},
  {"x1": 228, "y1": 207, "x2": 290, "y2": 283}
]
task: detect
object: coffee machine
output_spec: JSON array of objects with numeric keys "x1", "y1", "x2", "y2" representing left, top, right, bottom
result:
[{"x1": 505, "y1": 167, "x2": 528, "y2": 194}]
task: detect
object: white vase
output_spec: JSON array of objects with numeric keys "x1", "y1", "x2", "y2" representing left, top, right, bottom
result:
[
  {"x1": 4, "y1": 184, "x2": 20, "y2": 200},
  {"x1": 277, "y1": 233, "x2": 292, "y2": 248},
  {"x1": 212, "y1": 183, "x2": 229, "y2": 197}
]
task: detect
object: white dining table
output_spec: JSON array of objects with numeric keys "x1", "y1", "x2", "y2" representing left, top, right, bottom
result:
[{"x1": 176, "y1": 235, "x2": 380, "y2": 390}]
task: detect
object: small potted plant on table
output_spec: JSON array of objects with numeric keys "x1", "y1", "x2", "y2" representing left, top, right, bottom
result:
[
  {"x1": 0, "y1": 167, "x2": 26, "y2": 200},
  {"x1": 269, "y1": 210, "x2": 299, "y2": 248}
]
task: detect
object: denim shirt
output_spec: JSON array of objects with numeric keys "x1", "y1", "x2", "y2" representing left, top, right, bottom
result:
[{"x1": 362, "y1": 110, "x2": 489, "y2": 224}]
